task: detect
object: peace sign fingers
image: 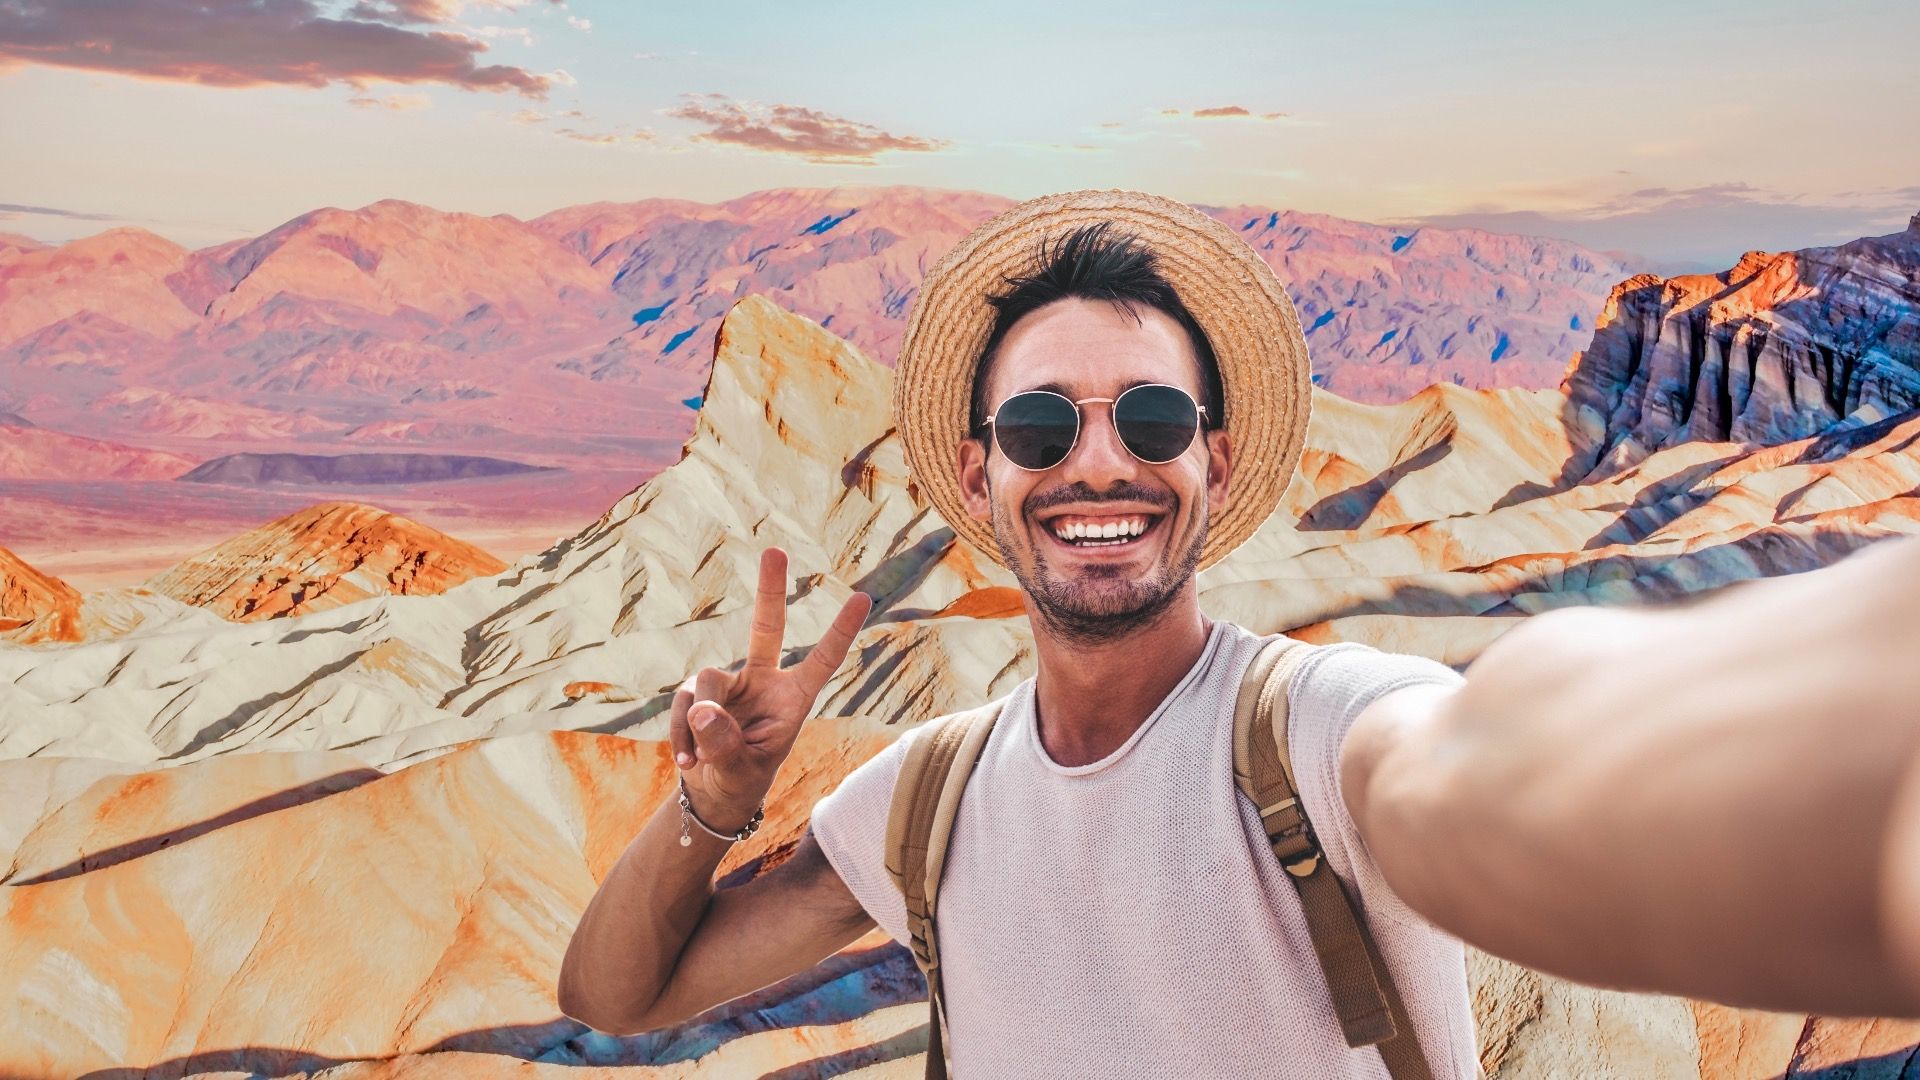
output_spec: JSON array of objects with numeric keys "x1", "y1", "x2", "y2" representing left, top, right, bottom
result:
[{"x1": 744, "y1": 547, "x2": 791, "y2": 671}]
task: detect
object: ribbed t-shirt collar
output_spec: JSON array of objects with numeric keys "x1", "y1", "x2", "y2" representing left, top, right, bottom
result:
[{"x1": 1020, "y1": 618, "x2": 1234, "y2": 777}]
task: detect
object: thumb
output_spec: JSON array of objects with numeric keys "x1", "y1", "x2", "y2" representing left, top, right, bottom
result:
[{"x1": 688, "y1": 699, "x2": 747, "y2": 768}]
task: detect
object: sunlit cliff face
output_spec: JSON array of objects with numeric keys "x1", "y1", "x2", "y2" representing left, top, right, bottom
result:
[{"x1": 956, "y1": 297, "x2": 1231, "y2": 645}]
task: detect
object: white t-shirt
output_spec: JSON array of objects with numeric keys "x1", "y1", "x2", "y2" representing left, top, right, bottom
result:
[{"x1": 810, "y1": 619, "x2": 1479, "y2": 1078}]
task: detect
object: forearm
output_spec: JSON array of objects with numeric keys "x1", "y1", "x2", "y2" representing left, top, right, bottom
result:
[
  {"x1": 557, "y1": 790, "x2": 755, "y2": 1032},
  {"x1": 1358, "y1": 535, "x2": 1920, "y2": 1016}
]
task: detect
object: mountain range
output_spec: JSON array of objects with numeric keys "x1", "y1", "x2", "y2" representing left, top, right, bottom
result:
[
  {"x1": 2, "y1": 196, "x2": 1918, "y2": 1074},
  {"x1": 0, "y1": 186, "x2": 1638, "y2": 586}
]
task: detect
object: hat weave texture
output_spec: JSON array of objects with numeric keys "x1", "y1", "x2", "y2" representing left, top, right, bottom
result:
[{"x1": 893, "y1": 189, "x2": 1313, "y2": 570}]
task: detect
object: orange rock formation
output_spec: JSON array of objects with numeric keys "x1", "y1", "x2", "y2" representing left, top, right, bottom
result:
[
  {"x1": 145, "y1": 501, "x2": 507, "y2": 621},
  {"x1": 0, "y1": 544, "x2": 80, "y2": 644}
]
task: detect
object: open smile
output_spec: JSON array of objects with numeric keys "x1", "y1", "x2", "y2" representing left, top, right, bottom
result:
[{"x1": 1034, "y1": 509, "x2": 1168, "y2": 555}]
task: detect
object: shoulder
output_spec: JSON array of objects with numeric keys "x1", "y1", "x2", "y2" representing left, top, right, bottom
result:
[
  {"x1": 1277, "y1": 641, "x2": 1463, "y2": 926},
  {"x1": 1286, "y1": 641, "x2": 1464, "y2": 732}
]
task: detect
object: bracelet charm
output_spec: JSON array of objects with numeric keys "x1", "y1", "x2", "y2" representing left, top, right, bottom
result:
[{"x1": 677, "y1": 775, "x2": 765, "y2": 845}]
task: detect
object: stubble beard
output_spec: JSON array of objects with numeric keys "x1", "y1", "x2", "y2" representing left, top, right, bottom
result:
[{"x1": 991, "y1": 495, "x2": 1208, "y2": 647}]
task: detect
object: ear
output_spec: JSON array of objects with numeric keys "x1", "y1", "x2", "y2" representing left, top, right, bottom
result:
[
  {"x1": 1204, "y1": 427, "x2": 1231, "y2": 510},
  {"x1": 957, "y1": 435, "x2": 993, "y2": 521}
]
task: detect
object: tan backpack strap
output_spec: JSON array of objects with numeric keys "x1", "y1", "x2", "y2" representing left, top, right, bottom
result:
[
  {"x1": 1234, "y1": 637, "x2": 1434, "y2": 1080},
  {"x1": 883, "y1": 700, "x2": 1004, "y2": 1080}
]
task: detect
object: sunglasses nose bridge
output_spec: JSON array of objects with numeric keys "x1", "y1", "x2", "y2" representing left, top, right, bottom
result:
[{"x1": 1058, "y1": 397, "x2": 1141, "y2": 478}]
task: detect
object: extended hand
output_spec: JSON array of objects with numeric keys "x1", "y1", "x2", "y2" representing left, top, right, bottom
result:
[{"x1": 670, "y1": 547, "x2": 873, "y2": 825}]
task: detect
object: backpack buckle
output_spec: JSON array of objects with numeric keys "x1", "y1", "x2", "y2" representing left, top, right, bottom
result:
[
  {"x1": 1278, "y1": 848, "x2": 1323, "y2": 877},
  {"x1": 910, "y1": 924, "x2": 940, "y2": 969}
]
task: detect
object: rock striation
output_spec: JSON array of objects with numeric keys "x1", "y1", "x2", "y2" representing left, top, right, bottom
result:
[
  {"x1": 0, "y1": 544, "x2": 80, "y2": 644},
  {"x1": 1562, "y1": 213, "x2": 1920, "y2": 482},
  {"x1": 145, "y1": 501, "x2": 508, "y2": 621},
  {"x1": 2, "y1": 284, "x2": 1918, "y2": 1076}
]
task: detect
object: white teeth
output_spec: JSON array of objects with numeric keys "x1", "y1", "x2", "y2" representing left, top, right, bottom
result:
[{"x1": 1050, "y1": 516, "x2": 1154, "y2": 543}]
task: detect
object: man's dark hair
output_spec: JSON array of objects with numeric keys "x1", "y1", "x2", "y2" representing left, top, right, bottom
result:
[{"x1": 967, "y1": 221, "x2": 1226, "y2": 436}]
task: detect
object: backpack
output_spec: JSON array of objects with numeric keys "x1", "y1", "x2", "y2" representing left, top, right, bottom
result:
[{"x1": 881, "y1": 635, "x2": 1435, "y2": 1080}]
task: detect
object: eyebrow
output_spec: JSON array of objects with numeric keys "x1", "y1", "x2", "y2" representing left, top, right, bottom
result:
[{"x1": 1007, "y1": 378, "x2": 1159, "y2": 400}]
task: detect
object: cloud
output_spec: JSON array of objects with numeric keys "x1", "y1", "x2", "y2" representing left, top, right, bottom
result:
[
  {"x1": 470, "y1": 25, "x2": 536, "y2": 45},
  {"x1": 349, "y1": 92, "x2": 432, "y2": 110},
  {"x1": 555, "y1": 126, "x2": 654, "y2": 146},
  {"x1": 1164, "y1": 105, "x2": 1292, "y2": 121},
  {"x1": 0, "y1": 201, "x2": 117, "y2": 221},
  {"x1": 345, "y1": 0, "x2": 458, "y2": 24},
  {"x1": 548, "y1": 68, "x2": 577, "y2": 86},
  {"x1": 668, "y1": 94, "x2": 949, "y2": 164},
  {"x1": 0, "y1": 0, "x2": 552, "y2": 97},
  {"x1": 565, "y1": 14, "x2": 590, "y2": 30},
  {"x1": 1397, "y1": 182, "x2": 1920, "y2": 273}
]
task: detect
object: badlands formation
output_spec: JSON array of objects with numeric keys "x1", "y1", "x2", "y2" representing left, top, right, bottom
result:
[
  {"x1": 1, "y1": 214, "x2": 1919, "y2": 1076},
  {"x1": 0, "y1": 186, "x2": 1627, "y2": 577}
]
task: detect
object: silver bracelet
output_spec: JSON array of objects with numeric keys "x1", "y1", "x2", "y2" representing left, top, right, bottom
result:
[{"x1": 677, "y1": 774, "x2": 765, "y2": 846}]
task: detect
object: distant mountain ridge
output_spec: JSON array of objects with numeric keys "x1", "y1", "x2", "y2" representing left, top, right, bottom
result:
[
  {"x1": 177, "y1": 451, "x2": 555, "y2": 486},
  {"x1": 0, "y1": 187, "x2": 1631, "y2": 475}
]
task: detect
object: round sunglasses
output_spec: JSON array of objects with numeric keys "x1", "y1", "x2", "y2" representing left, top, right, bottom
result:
[{"x1": 979, "y1": 383, "x2": 1208, "y2": 472}]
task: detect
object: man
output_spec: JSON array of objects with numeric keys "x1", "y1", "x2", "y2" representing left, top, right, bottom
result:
[{"x1": 557, "y1": 191, "x2": 1920, "y2": 1074}]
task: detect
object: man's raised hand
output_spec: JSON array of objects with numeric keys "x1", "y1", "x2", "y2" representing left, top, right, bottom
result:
[{"x1": 669, "y1": 547, "x2": 873, "y2": 827}]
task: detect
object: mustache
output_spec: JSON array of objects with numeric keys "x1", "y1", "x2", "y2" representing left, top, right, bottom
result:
[{"x1": 1023, "y1": 481, "x2": 1176, "y2": 518}]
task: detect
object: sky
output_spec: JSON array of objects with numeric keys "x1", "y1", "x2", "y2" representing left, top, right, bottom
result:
[{"x1": 3, "y1": 0, "x2": 1917, "y2": 271}]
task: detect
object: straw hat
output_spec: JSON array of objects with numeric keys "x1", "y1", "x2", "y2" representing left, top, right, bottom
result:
[{"x1": 893, "y1": 189, "x2": 1313, "y2": 570}]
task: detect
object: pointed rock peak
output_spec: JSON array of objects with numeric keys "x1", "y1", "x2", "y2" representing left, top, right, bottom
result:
[
  {"x1": 146, "y1": 502, "x2": 506, "y2": 622},
  {"x1": 686, "y1": 296, "x2": 894, "y2": 466},
  {"x1": 1908, "y1": 211, "x2": 1920, "y2": 236}
]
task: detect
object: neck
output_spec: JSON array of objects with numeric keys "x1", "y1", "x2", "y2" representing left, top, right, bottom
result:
[{"x1": 1027, "y1": 587, "x2": 1214, "y2": 767}]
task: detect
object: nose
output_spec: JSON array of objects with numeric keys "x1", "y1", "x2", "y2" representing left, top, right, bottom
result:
[{"x1": 1060, "y1": 400, "x2": 1140, "y2": 489}]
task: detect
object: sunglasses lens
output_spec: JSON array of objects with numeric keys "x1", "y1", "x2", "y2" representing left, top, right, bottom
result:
[
  {"x1": 993, "y1": 392, "x2": 1079, "y2": 470},
  {"x1": 1114, "y1": 385, "x2": 1200, "y2": 463}
]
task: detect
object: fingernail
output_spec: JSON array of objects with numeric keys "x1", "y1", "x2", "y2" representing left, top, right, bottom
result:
[
  {"x1": 676, "y1": 751, "x2": 694, "y2": 767},
  {"x1": 694, "y1": 707, "x2": 716, "y2": 731}
]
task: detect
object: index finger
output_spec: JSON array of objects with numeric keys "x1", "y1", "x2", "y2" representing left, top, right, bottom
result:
[
  {"x1": 794, "y1": 589, "x2": 874, "y2": 699},
  {"x1": 744, "y1": 547, "x2": 789, "y2": 669}
]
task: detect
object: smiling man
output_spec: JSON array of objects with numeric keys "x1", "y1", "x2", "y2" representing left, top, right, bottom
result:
[{"x1": 557, "y1": 191, "x2": 1920, "y2": 1077}]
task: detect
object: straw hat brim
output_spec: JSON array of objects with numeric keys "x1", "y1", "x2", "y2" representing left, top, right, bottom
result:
[{"x1": 892, "y1": 189, "x2": 1313, "y2": 571}]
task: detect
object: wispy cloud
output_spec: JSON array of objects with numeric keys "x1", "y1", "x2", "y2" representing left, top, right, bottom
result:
[
  {"x1": 555, "y1": 126, "x2": 654, "y2": 146},
  {"x1": 1161, "y1": 105, "x2": 1293, "y2": 121},
  {"x1": 0, "y1": 202, "x2": 118, "y2": 222},
  {"x1": 0, "y1": 0, "x2": 553, "y2": 97},
  {"x1": 565, "y1": 14, "x2": 591, "y2": 30},
  {"x1": 668, "y1": 94, "x2": 950, "y2": 165},
  {"x1": 469, "y1": 25, "x2": 536, "y2": 45},
  {"x1": 344, "y1": 0, "x2": 459, "y2": 24},
  {"x1": 349, "y1": 92, "x2": 432, "y2": 110}
]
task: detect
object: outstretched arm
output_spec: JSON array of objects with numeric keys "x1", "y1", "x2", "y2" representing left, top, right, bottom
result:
[{"x1": 1342, "y1": 534, "x2": 1920, "y2": 1018}]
